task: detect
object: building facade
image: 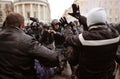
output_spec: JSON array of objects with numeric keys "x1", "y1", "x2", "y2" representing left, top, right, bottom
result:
[
  {"x1": 0, "y1": 0, "x2": 13, "y2": 25},
  {"x1": 64, "y1": 0, "x2": 120, "y2": 23},
  {"x1": 14, "y1": 0, "x2": 51, "y2": 24}
]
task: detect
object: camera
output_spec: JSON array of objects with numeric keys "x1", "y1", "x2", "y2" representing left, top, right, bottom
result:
[{"x1": 30, "y1": 17, "x2": 38, "y2": 22}]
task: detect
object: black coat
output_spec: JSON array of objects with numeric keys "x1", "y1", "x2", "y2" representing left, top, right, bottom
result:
[
  {"x1": 64, "y1": 24, "x2": 120, "y2": 79},
  {"x1": 52, "y1": 27, "x2": 64, "y2": 45},
  {"x1": 0, "y1": 27, "x2": 58, "y2": 79}
]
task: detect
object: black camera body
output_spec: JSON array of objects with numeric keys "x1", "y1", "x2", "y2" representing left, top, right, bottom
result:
[
  {"x1": 30, "y1": 17, "x2": 38, "y2": 22},
  {"x1": 29, "y1": 17, "x2": 39, "y2": 27}
]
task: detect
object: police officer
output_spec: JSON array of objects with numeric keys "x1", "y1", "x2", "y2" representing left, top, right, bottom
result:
[{"x1": 50, "y1": 19, "x2": 65, "y2": 52}]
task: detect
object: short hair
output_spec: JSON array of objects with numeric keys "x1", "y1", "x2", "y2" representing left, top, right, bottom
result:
[{"x1": 5, "y1": 12, "x2": 24, "y2": 27}]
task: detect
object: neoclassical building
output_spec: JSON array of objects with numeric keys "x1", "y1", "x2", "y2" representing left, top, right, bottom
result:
[
  {"x1": 14, "y1": 0, "x2": 51, "y2": 24},
  {"x1": 64, "y1": 0, "x2": 120, "y2": 23},
  {"x1": 0, "y1": 0, "x2": 13, "y2": 25}
]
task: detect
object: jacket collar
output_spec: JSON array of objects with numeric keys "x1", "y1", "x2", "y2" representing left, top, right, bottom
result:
[
  {"x1": 3, "y1": 27, "x2": 24, "y2": 33},
  {"x1": 88, "y1": 25, "x2": 108, "y2": 30}
]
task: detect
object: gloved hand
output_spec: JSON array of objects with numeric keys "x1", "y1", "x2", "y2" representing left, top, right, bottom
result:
[
  {"x1": 68, "y1": 4, "x2": 88, "y2": 31},
  {"x1": 59, "y1": 17, "x2": 69, "y2": 28},
  {"x1": 68, "y1": 4, "x2": 81, "y2": 19}
]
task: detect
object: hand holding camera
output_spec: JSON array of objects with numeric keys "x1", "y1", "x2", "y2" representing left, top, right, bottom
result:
[{"x1": 48, "y1": 29, "x2": 56, "y2": 34}]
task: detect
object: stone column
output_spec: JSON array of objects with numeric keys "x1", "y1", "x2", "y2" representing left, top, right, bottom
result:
[
  {"x1": 16, "y1": 5, "x2": 19, "y2": 13},
  {"x1": 43, "y1": 6, "x2": 46, "y2": 22},
  {"x1": 22, "y1": 4, "x2": 25, "y2": 18},
  {"x1": 14, "y1": 5, "x2": 16, "y2": 12},
  {"x1": 30, "y1": 4, "x2": 33, "y2": 17},
  {"x1": 38, "y1": 4, "x2": 40, "y2": 21}
]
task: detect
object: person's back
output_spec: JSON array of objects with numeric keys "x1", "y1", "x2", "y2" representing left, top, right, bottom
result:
[
  {"x1": 0, "y1": 27, "x2": 36, "y2": 79},
  {"x1": 0, "y1": 12, "x2": 58, "y2": 79},
  {"x1": 64, "y1": 8, "x2": 119, "y2": 79},
  {"x1": 77, "y1": 26, "x2": 118, "y2": 79}
]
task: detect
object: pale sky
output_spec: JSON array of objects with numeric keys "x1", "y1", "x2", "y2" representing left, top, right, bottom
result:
[{"x1": 48, "y1": 0, "x2": 74, "y2": 19}]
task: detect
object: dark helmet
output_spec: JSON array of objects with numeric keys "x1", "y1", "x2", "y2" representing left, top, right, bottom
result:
[
  {"x1": 39, "y1": 22, "x2": 43, "y2": 26},
  {"x1": 30, "y1": 22, "x2": 39, "y2": 30},
  {"x1": 43, "y1": 23, "x2": 50, "y2": 29},
  {"x1": 51, "y1": 19, "x2": 59, "y2": 26},
  {"x1": 74, "y1": 20, "x2": 79, "y2": 25},
  {"x1": 30, "y1": 22, "x2": 39, "y2": 27}
]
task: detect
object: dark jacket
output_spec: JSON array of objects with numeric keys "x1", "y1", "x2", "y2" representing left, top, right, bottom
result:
[
  {"x1": 53, "y1": 27, "x2": 65, "y2": 48},
  {"x1": 0, "y1": 27, "x2": 58, "y2": 79},
  {"x1": 41, "y1": 30, "x2": 54, "y2": 45},
  {"x1": 110, "y1": 23, "x2": 120, "y2": 65},
  {"x1": 64, "y1": 24, "x2": 119, "y2": 79}
]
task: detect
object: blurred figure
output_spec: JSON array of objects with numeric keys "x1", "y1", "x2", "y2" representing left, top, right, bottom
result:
[
  {"x1": 74, "y1": 20, "x2": 83, "y2": 34},
  {"x1": 25, "y1": 17, "x2": 42, "y2": 42},
  {"x1": 40, "y1": 23, "x2": 55, "y2": 50},
  {"x1": 30, "y1": 21, "x2": 42, "y2": 42},
  {"x1": 24, "y1": 23, "x2": 31, "y2": 33}
]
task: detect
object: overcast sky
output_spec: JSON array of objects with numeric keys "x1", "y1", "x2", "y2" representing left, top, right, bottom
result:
[{"x1": 48, "y1": 0, "x2": 74, "y2": 19}]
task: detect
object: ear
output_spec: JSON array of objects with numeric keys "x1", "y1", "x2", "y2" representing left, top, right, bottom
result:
[{"x1": 20, "y1": 23, "x2": 25, "y2": 30}]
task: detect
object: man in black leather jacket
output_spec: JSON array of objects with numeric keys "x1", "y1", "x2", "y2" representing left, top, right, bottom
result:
[{"x1": 0, "y1": 12, "x2": 59, "y2": 79}]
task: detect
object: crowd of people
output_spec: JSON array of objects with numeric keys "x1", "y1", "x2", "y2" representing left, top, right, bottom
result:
[{"x1": 0, "y1": 3, "x2": 120, "y2": 79}]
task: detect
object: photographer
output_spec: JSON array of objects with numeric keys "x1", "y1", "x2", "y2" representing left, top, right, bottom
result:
[
  {"x1": 25, "y1": 17, "x2": 42, "y2": 42},
  {"x1": 40, "y1": 23, "x2": 55, "y2": 50}
]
